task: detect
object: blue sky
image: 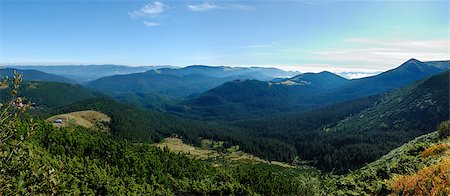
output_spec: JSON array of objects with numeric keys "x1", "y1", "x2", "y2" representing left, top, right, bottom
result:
[{"x1": 0, "y1": 0, "x2": 448, "y2": 72}]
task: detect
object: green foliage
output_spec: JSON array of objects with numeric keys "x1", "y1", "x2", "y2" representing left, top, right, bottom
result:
[
  {"x1": 0, "y1": 71, "x2": 34, "y2": 165},
  {"x1": 45, "y1": 97, "x2": 298, "y2": 163},
  {"x1": 1, "y1": 118, "x2": 323, "y2": 195},
  {"x1": 328, "y1": 131, "x2": 446, "y2": 195},
  {"x1": 438, "y1": 120, "x2": 450, "y2": 137},
  {"x1": 0, "y1": 81, "x2": 99, "y2": 112},
  {"x1": 236, "y1": 71, "x2": 450, "y2": 172}
]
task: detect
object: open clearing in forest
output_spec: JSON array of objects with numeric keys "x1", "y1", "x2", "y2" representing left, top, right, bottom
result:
[
  {"x1": 154, "y1": 137, "x2": 293, "y2": 168},
  {"x1": 47, "y1": 110, "x2": 111, "y2": 132}
]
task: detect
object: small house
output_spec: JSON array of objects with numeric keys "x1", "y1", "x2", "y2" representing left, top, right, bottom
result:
[{"x1": 54, "y1": 119, "x2": 63, "y2": 123}]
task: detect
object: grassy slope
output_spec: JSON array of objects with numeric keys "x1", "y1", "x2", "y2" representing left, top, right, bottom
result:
[
  {"x1": 331, "y1": 131, "x2": 450, "y2": 195},
  {"x1": 46, "y1": 110, "x2": 110, "y2": 131},
  {"x1": 330, "y1": 70, "x2": 449, "y2": 135},
  {"x1": 153, "y1": 137, "x2": 294, "y2": 168}
]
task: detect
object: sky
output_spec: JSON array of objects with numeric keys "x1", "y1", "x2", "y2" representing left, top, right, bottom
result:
[{"x1": 0, "y1": 0, "x2": 448, "y2": 72}]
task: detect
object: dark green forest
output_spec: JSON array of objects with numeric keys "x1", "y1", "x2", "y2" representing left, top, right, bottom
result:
[
  {"x1": 236, "y1": 71, "x2": 450, "y2": 172},
  {"x1": 1, "y1": 67, "x2": 449, "y2": 195},
  {"x1": 4, "y1": 71, "x2": 449, "y2": 174}
]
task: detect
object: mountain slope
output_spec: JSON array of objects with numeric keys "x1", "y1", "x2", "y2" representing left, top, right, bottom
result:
[
  {"x1": 235, "y1": 71, "x2": 449, "y2": 172},
  {"x1": 0, "y1": 81, "x2": 99, "y2": 111},
  {"x1": 0, "y1": 68, "x2": 75, "y2": 83},
  {"x1": 6, "y1": 65, "x2": 168, "y2": 83},
  {"x1": 183, "y1": 59, "x2": 449, "y2": 120},
  {"x1": 278, "y1": 71, "x2": 349, "y2": 89},
  {"x1": 329, "y1": 69, "x2": 450, "y2": 135},
  {"x1": 156, "y1": 65, "x2": 299, "y2": 80},
  {"x1": 86, "y1": 71, "x2": 241, "y2": 97},
  {"x1": 183, "y1": 71, "x2": 351, "y2": 120},
  {"x1": 329, "y1": 59, "x2": 448, "y2": 99},
  {"x1": 333, "y1": 128, "x2": 449, "y2": 195},
  {"x1": 86, "y1": 65, "x2": 299, "y2": 98},
  {"x1": 1, "y1": 116, "x2": 317, "y2": 195}
]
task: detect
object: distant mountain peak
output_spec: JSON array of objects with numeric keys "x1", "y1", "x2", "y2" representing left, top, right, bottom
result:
[
  {"x1": 401, "y1": 58, "x2": 423, "y2": 68},
  {"x1": 396, "y1": 58, "x2": 441, "y2": 73},
  {"x1": 289, "y1": 71, "x2": 347, "y2": 81},
  {"x1": 405, "y1": 58, "x2": 421, "y2": 63}
]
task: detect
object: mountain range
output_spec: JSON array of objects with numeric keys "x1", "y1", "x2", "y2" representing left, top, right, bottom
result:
[
  {"x1": 0, "y1": 68, "x2": 75, "y2": 83},
  {"x1": 4, "y1": 64, "x2": 172, "y2": 83},
  {"x1": 86, "y1": 65, "x2": 300, "y2": 98},
  {"x1": 2, "y1": 58, "x2": 449, "y2": 195},
  {"x1": 182, "y1": 59, "x2": 449, "y2": 120}
]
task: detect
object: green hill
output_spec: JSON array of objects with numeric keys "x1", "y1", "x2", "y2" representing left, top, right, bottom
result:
[
  {"x1": 331, "y1": 127, "x2": 450, "y2": 195},
  {"x1": 236, "y1": 71, "x2": 450, "y2": 172},
  {"x1": 86, "y1": 65, "x2": 299, "y2": 98},
  {"x1": 183, "y1": 59, "x2": 449, "y2": 120},
  {"x1": 0, "y1": 117, "x2": 322, "y2": 195},
  {"x1": 0, "y1": 68, "x2": 75, "y2": 83},
  {"x1": 0, "y1": 81, "x2": 99, "y2": 110}
]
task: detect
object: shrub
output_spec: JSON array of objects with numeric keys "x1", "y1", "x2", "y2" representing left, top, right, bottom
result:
[
  {"x1": 438, "y1": 120, "x2": 450, "y2": 137},
  {"x1": 390, "y1": 158, "x2": 450, "y2": 195},
  {"x1": 420, "y1": 143, "x2": 450, "y2": 158}
]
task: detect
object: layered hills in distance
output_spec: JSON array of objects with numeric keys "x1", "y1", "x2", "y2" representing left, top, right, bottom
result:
[{"x1": 1, "y1": 58, "x2": 449, "y2": 195}]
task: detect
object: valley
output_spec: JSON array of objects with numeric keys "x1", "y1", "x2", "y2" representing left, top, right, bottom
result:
[
  {"x1": 1, "y1": 1, "x2": 449, "y2": 193},
  {"x1": 1, "y1": 58, "x2": 448, "y2": 195}
]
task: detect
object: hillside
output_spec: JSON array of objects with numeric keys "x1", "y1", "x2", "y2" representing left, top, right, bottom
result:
[
  {"x1": 86, "y1": 65, "x2": 299, "y2": 98},
  {"x1": 235, "y1": 71, "x2": 450, "y2": 172},
  {"x1": 0, "y1": 77, "x2": 295, "y2": 163},
  {"x1": 329, "y1": 69, "x2": 449, "y2": 135},
  {"x1": 46, "y1": 110, "x2": 110, "y2": 132},
  {"x1": 183, "y1": 71, "x2": 356, "y2": 120},
  {"x1": 332, "y1": 125, "x2": 450, "y2": 195},
  {"x1": 183, "y1": 59, "x2": 449, "y2": 120},
  {"x1": 328, "y1": 59, "x2": 449, "y2": 99},
  {"x1": 86, "y1": 71, "x2": 237, "y2": 98},
  {"x1": 1, "y1": 116, "x2": 323, "y2": 195},
  {"x1": 6, "y1": 65, "x2": 168, "y2": 83},
  {"x1": 156, "y1": 65, "x2": 299, "y2": 80},
  {"x1": 45, "y1": 97, "x2": 297, "y2": 162},
  {"x1": 153, "y1": 137, "x2": 293, "y2": 168},
  {"x1": 279, "y1": 71, "x2": 349, "y2": 89},
  {"x1": 0, "y1": 68, "x2": 75, "y2": 83},
  {"x1": 0, "y1": 81, "x2": 99, "y2": 111}
]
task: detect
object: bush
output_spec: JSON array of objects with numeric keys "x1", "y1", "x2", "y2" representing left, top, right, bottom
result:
[
  {"x1": 438, "y1": 120, "x2": 450, "y2": 137},
  {"x1": 390, "y1": 158, "x2": 450, "y2": 195},
  {"x1": 420, "y1": 143, "x2": 450, "y2": 158}
]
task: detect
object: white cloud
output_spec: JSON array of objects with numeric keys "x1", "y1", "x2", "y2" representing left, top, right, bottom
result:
[
  {"x1": 129, "y1": 1, "x2": 168, "y2": 18},
  {"x1": 336, "y1": 72, "x2": 382, "y2": 79},
  {"x1": 187, "y1": 2, "x2": 252, "y2": 12},
  {"x1": 280, "y1": 38, "x2": 449, "y2": 71},
  {"x1": 143, "y1": 21, "x2": 160, "y2": 27},
  {"x1": 187, "y1": 2, "x2": 221, "y2": 11}
]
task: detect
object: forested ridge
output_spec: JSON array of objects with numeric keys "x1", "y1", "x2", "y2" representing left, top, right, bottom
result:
[
  {"x1": 1, "y1": 68, "x2": 449, "y2": 195},
  {"x1": 2, "y1": 111, "x2": 448, "y2": 194},
  {"x1": 236, "y1": 71, "x2": 450, "y2": 172},
  {"x1": 4, "y1": 71, "x2": 448, "y2": 173},
  {"x1": 0, "y1": 74, "x2": 323, "y2": 194},
  {"x1": 43, "y1": 97, "x2": 298, "y2": 163}
]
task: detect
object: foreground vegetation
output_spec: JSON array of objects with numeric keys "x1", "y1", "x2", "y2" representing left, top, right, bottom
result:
[
  {"x1": 1, "y1": 118, "x2": 329, "y2": 194},
  {"x1": 1, "y1": 72, "x2": 449, "y2": 195},
  {"x1": 332, "y1": 125, "x2": 450, "y2": 195},
  {"x1": 0, "y1": 75, "x2": 325, "y2": 194}
]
